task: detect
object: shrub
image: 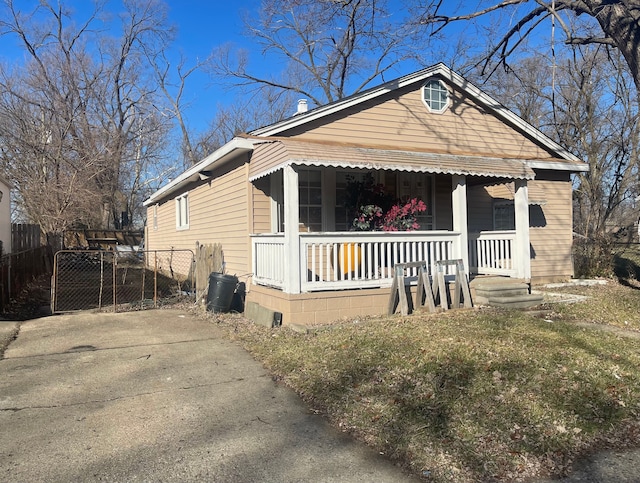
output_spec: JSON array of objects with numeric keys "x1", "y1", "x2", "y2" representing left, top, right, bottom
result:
[{"x1": 573, "y1": 235, "x2": 615, "y2": 278}]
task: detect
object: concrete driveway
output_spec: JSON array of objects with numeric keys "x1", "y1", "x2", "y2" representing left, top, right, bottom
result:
[{"x1": 0, "y1": 310, "x2": 419, "y2": 483}]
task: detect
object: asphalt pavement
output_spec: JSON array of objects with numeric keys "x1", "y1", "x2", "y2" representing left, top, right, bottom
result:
[{"x1": 0, "y1": 309, "x2": 419, "y2": 483}]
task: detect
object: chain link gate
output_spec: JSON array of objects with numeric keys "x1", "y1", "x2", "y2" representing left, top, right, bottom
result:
[{"x1": 51, "y1": 249, "x2": 195, "y2": 313}]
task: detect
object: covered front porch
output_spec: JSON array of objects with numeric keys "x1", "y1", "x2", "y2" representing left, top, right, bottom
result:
[{"x1": 250, "y1": 165, "x2": 533, "y2": 296}]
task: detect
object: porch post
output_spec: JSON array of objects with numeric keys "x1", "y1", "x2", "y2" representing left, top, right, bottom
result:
[
  {"x1": 283, "y1": 165, "x2": 301, "y2": 294},
  {"x1": 451, "y1": 175, "x2": 469, "y2": 272},
  {"x1": 514, "y1": 179, "x2": 532, "y2": 280}
]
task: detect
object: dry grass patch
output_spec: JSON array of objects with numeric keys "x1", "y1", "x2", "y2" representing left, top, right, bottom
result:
[
  {"x1": 213, "y1": 307, "x2": 640, "y2": 482},
  {"x1": 545, "y1": 281, "x2": 640, "y2": 331}
]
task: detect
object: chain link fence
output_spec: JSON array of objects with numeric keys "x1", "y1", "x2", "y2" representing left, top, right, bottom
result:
[{"x1": 52, "y1": 249, "x2": 195, "y2": 313}]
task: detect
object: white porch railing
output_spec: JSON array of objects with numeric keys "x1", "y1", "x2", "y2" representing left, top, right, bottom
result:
[
  {"x1": 469, "y1": 231, "x2": 517, "y2": 277},
  {"x1": 252, "y1": 231, "x2": 461, "y2": 293},
  {"x1": 252, "y1": 234, "x2": 286, "y2": 289},
  {"x1": 300, "y1": 231, "x2": 461, "y2": 291}
]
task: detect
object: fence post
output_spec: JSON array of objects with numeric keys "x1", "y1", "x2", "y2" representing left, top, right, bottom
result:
[
  {"x1": 98, "y1": 251, "x2": 104, "y2": 309},
  {"x1": 154, "y1": 252, "x2": 158, "y2": 308},
  {"x1": 112, "y1": 252, "x2": 117, "y2": 312}
]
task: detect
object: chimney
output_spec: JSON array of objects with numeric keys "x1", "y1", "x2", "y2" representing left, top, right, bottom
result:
[{"x1": 296, "y1": 99, "x2": 308, "y2": 114}]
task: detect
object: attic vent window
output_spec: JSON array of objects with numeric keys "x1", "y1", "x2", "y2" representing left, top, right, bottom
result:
[{"x1": 422, "y1": 79, "x2": 449, "y2": 113}]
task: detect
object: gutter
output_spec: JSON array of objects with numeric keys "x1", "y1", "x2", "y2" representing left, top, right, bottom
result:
[
  {"x1": 143, "y1": 137, "x2": 255, "y2": 206},
  {"x1": 526, "y1": 160, "x2": 589, "y2": 172}
]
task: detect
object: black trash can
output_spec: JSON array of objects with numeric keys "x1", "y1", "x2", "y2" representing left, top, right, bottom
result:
[{"x1": 206, "y1": 272, "x2": 238, "y2": 313}]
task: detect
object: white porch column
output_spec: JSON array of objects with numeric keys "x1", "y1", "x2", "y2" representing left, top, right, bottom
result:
[
  {"x1": 514, "y1": 179, "x2": 532, "y2": 280},
  {"x1": 283, "y1": 165, "x2": 301, "y2": 294},
  {"x1": 451, "y1": 175, "x2": 469, "y2": 272}
]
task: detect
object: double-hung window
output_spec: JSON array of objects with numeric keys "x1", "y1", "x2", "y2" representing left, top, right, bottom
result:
[
  {"x1": 176, "y1": 193, "x2": 189, "y2": 230},
  {"x1": 298, "y1": 169, "x2": 322, "y2": 232}
]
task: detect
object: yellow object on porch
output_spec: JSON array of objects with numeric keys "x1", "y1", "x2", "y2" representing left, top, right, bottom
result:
[{"x1": 338, "y1": 243, "x2": 362, "y2": 275}]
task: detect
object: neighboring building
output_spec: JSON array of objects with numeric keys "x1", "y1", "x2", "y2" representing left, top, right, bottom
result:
[
  {"x1": 144, "y1": 63, "x2": 588, "y2": 325},
  {"x1": 0, "y1": 176, "x2": 11, "y2": 255}
]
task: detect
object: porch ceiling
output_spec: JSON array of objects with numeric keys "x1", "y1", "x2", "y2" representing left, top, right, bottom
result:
[{"x1": 248, "y1": 138, "x2": 537, "y2": 182}]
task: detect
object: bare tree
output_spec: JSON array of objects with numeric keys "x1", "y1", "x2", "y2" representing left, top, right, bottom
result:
[
  {"x1": 419, "y1": 1, "x2": 640, "y2": 101},
  {"x1": 0, "y1": 0, "x2": 176, "y2": 232},
  {"x1": 480, "y1": 47, "x2": 640, "y2": 239},
  {"x1": 195, "y1": 87, "x2": 298, "y2": 156},
  {"x1": 556, "y1": 49, "x2": 640, "y2": 238},
  {"x1": 144, "y1": 49, "x2": 208, "y2": 169},
  {"x1": 209, "y1": 0, "x2": 425, "y2": 108}
]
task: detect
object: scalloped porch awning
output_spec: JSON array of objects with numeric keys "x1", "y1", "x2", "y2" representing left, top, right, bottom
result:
[{"x1": 248, "y1": 138, "x2": 541, "y2": 182}]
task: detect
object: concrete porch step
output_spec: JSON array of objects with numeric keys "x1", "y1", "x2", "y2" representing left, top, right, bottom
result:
[
  {"x1": 475, "y1": 287, "x2": 529, "y2": 299},
  {"x1": 487, "y1": 293, "x2": 544, "y2": 309},
  {"x1": 470, "y1": 276, "x2": 529, "y2": 291},
  {"x1": 470, "y1": 276, "x2": 543, "y2": 309}
]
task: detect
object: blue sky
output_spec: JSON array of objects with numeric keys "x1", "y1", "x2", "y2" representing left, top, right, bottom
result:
[
  {"x1": 0, "y1": 1, "x2": 560, "y2": 138},
  {"x1": 156, "y1": 0, "x2": 263, "y2": 132},
  {"x1": 164, "y1": 1, "x2": 253, "y2": 129},
  {"x1": 0, "y1": 1, "x2": 455, "y2": 128},
  {"x1": 0, "y1": 0, "x2": 264, "y2": 134}
]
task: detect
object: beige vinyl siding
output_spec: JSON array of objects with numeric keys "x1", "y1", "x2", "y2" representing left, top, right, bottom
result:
[
  {"x1": 480, "y1": 176, "x2": 574, "y2": 281},
  {"x1": 280, "y1": 82, "x2": 555, "y2": 160},
  {"x1": 0, "y1": 179, "x2": 10, "y2": 253},
  {"x1": 528, "y1": 172, "x2": 573, "y2": 282},
  {"x1": 249, "y1": 141, "x2": 288, "y2": 179},
  {"x1": 145, "y1": 156, "x2": 252, "y2": 279},
  {"x1": 252, "y1": 177, "x2": 272, "y2": 233}
]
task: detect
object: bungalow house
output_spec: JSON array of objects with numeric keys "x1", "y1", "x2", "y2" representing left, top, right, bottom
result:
[
  {"x1": 144, "y1": 63, "x2": 587, "y2": 325},
  {"x1": 0, "y1": 175, "x2": 11, "y2": 255}
]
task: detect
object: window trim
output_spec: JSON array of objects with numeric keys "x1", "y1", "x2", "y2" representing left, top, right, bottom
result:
[
  {"x1": 175, "y1": 192, "x2": 190, "y2": 230},
  {"x1": 422, "y1": 79, "x2": 450, "y2": 114}
]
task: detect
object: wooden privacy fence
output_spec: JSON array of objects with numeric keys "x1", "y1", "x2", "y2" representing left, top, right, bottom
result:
[
  {"x1": 194, "y1": 243, "x2": 224, "y2": 304},
  {"x1": 11, "y1": 224, "x2": 41, "y2": 252},
  {"x1": 0, "y1": 246, "x2": 53, "y2": 311},
  {"x1": 51, "y1": 249, "x2": 196, "y2": 313}
]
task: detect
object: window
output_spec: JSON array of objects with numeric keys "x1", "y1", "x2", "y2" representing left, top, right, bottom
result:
[
  {"x1": 176, "y1": 193, "x2": 189, "y2": 229},
  {"x1": 493, "y1": 201, "x2": 515, "y2": 230},
  {"x1": 335, "y1": 171, "x2": 370, "y2": 231},
  {"x1": 422, "y1": 79, "x2": 449, "y2": 113},
  {"x1": 397, "y1": 172, "x2": 434, "y2": 230},
  {"x1": 298, "y1": 169, "x2": 322, "y2": 232}
]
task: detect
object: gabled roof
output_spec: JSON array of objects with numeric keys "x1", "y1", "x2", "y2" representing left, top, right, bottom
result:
[
  {"x1": 250, "y1": 63, "x2": 583, "y2": 165},
  {"x1": 145, "y1": 63, "x2": 587, "y2": 205}
]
